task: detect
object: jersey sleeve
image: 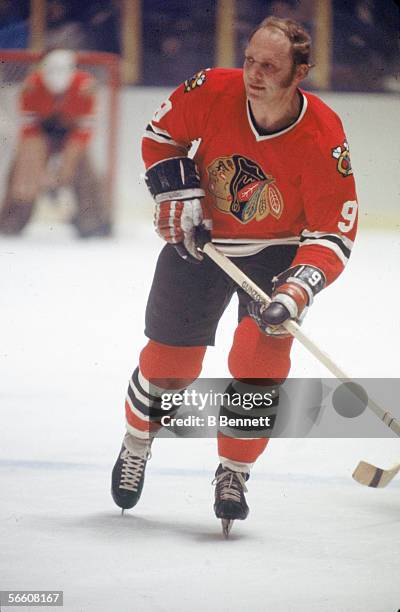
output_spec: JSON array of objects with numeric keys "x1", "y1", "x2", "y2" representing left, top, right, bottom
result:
[
  {"x1": 290, "y1": 123, "x2": 358, "y2": 286},
  {"x1": 65, "y1": 73, "x2": 97, "y2": 146},
  {"x1": 142, "y1": 69, "x2": 215, "y2": 169},
  {"x1": 19, "y1": 74, "x2": 43, "y2": 138}
]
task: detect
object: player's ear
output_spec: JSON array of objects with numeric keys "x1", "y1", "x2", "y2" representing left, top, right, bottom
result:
[{"x1": 295, "y1": 63, "x2": 309, "y2": 82}]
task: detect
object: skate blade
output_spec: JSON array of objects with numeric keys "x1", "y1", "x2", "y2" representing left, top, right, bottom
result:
[{"x1": 221, "y1": 519, "x2": 234, "y2": 537}]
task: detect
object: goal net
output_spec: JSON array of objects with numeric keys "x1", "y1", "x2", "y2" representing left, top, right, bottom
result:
[{"x1": 0, "y1": 50, "x2": 119, "y2": 224}]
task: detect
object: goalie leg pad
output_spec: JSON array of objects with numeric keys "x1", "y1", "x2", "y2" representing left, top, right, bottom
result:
[
  {"x1": 0, "y1": 198, "x2": 35, "y2": 234},
  {"x1": 73, "y1": 153, "x2": 112, "y2": 236}
]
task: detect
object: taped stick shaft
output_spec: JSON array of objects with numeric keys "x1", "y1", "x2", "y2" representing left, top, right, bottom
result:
[{"x1": 203, "y1": 242, "x2": 400, "y2": 436}]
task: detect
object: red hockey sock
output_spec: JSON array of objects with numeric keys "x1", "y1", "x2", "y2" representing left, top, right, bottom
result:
[
  {"x1": 217, "y1": 432, "x2": 269, "y2": 471},
  {"x1": 125, "y1": 340, "x2": 207, "y2": 437},
  {"x1": 228, "y1": 317, "x2": 293, "y2": 380},
  {"x1": 216, "y1": 318, "x2": 293, "y2": 471},
  {"x1": 139, "y1": 339, "x2": 207, "y2": 387}
]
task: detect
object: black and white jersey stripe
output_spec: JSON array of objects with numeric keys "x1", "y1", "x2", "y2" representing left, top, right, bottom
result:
[
  {"x1": 299, "y1": 230, "x2": 354, "y2": 266},
  {"x1": 143, "y1": 122, "x2": 189, "y2": 150}
]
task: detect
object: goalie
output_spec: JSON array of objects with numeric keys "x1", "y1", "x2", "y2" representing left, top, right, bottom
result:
[{"x1": 0, "y1": 49, "x2": 111, "y2": 237}]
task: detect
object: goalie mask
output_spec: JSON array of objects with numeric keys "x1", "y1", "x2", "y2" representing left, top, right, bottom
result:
[{"x1": 41, "y1": 49, "x2": 77, "y2": 94}]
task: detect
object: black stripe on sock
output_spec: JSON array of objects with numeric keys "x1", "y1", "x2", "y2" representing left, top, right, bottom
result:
[
  {"x1": 131, "y1": 368, "x2": 163, "y2": 405},
  {"x1": 225, "y1": 382, "x2": 279, "y2": 409}
]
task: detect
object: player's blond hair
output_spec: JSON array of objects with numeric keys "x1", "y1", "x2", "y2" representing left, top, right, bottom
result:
[{"x1": 249, "y1": 16, "x2": 312, "y2": 67}]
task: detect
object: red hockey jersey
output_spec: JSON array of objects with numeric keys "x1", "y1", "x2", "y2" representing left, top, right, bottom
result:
[
  {"x1": 19, "y1": 70, "x2": 96, "y2": 146},
  {"x1": 142, "y1": 68, "x2": 358, "y2": 285}
]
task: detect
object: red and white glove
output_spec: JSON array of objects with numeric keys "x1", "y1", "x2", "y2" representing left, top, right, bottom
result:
[
  {"x1": 145, "y1": 157, "x2": 212, "y2": 263},
  {"x1": 154, "y1": 198, "x2": 212, "y2": 263},
  {"x1": 248, "y1": 265, "x2": 326, "y2": 336}
]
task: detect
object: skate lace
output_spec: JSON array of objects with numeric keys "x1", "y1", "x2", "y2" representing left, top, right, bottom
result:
[
  {"x1": 119, "y1": 448, "x2": 152, "y2": 492},
  {"x1": 212, "y1": 470, "x2": 248, "y2": 503}
]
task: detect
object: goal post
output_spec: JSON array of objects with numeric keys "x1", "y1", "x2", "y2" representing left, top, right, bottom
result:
[{"x1": 0, "y1": 50, "x2": 120, "y2": 222}]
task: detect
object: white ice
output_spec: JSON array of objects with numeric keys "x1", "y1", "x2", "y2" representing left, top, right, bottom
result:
[{"x1": 0, "y1": 222, "x2": 399, "y2": 612}]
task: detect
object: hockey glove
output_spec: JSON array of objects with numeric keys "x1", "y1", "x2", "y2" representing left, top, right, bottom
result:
[
  {"x1": 145, "y1": 157, "x2": 212, "y2": 263},
  {"x1": 154, "y1": 198, "x2": 211, "y2": 263},
  {"x1": 248, "y1": 265, "x2": 326, "y2": 336}
]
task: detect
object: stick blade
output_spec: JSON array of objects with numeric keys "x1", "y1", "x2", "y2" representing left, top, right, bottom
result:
[{"x1": 352, "y1": 460, "x2": 400, "y2": 488}]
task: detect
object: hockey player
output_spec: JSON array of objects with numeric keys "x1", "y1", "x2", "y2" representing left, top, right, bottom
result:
[
  {"x1": 111, "y1": 17, "x2": 358, "y2": 533},
  {"x1": 0, "y1": 49, "x2": 111, "y2": 237}
]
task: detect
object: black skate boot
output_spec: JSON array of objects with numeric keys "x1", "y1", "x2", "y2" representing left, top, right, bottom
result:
[
  {"x1": 213, "y1": 464, "x2": 250, "y2": 536},
  {"x1": 111, "y1": 433, "x2": 152, "y2": 511}
]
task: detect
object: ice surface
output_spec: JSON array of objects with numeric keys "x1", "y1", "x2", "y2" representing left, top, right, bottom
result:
[{"x1": 0, "y1": 223, "x2": 399, "y2": 612}]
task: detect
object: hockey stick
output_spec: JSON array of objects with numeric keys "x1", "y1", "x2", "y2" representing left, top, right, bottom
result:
[
  {"x1": 352, "y1": 460, "x2": 400, "y2": 488},
  {"x1": 202, "y1": 242, "x2": 400, "y2": 437}
]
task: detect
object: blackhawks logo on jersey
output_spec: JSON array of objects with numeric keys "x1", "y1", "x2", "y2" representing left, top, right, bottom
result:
[
  {"x1": 184, "y1": 70, "x2": 207, "y2": 93},
  {"x1": 207, "y1": 155, "x2": 284, "y2": 224},
  {"x1": 332, "y1": 141, "x2": 353, "y2": 177}
]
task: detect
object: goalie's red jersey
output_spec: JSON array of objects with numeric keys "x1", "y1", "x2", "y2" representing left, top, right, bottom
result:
[
  {"x1": 19, "y1": 70, "x2": 96, "y2": 146},
  {"x1": 142, "y1": 68, "x2": 358, "y2": 285}
]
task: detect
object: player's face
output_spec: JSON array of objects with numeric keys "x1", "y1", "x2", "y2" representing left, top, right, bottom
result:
[{"x1": 243, "y1": 28, "x2": 300, "y2": 101}]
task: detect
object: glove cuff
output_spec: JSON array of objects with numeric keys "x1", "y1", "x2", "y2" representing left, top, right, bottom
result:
[
  {"x1": 156, "y1": 188, "x2": 205, "y2": 203},
  {"x1": 273, "y1": 283, "x2": 309, "y2": 319},
  {"x1": 145, "y1": 157, "x2": 205, "y2": 203},
  {"x1": 273, "y1": 264, "x2": 326, "y2": 307}
]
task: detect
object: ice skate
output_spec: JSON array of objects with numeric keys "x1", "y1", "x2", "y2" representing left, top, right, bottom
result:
[
  {"x1": 213, "y1": 464, "x2": 249, "y2": 536},
  {"x1": 111, "y1": 433, "x2": 152, "y2": 511}
]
